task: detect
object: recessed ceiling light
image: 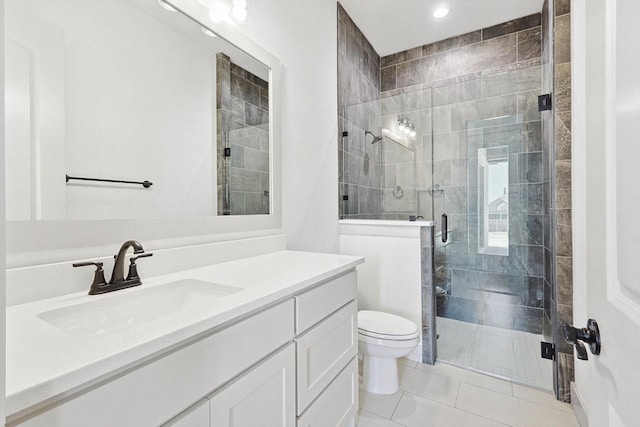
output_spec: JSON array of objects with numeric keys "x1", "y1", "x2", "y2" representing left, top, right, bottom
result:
[
  {"x1": 157, "y1": 0, "x2": 177, "y2": 12},
  {"x1": 433, "y1": 6, "x2": 450, "y2": 18}
]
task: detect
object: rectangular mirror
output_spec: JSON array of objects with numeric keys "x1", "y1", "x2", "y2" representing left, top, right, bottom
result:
[{"x1": 5, "y1": 0, "x2": 270, "y2": 220}]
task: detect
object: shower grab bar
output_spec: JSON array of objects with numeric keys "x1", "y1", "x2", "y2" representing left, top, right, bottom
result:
[
  {"x1": 66, "y1": 174, "x2": 153, "y2": 188},
  {"x1": 441, "y1": 213, "x2": 448, "y2": 243}
]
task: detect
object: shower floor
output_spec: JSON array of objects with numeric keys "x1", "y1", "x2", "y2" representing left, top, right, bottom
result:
[{"x1": 437, "y1": 316, "x2": 553, "y2": 391}]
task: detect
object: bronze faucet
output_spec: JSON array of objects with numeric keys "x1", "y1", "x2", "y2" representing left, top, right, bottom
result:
[{"x1": 73, "y1": 240, "x2": 153, "y2": 295}]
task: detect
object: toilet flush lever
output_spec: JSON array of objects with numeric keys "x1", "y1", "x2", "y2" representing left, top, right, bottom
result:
[{"x1": 563, "y1": 319, "x2": 601, "y2": 360}]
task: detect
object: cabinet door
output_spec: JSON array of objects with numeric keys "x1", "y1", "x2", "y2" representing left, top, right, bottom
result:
[
  {"x1": 209, "y1": 343, "x2": 295, "y2": 427},
  {"x1": 163, "y1": 399, "x2": 209, "y2": 427},
  {"x1": 296, "y1": 300, "x2": 357, "y2": 413},
  {"x1": 297, "y1": 357, "x2": 358, "y2": 427}
]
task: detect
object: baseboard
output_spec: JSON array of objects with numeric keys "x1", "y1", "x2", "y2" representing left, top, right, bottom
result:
[{"x1": 571, "y1": 382, "x2": 589, "y2": 427}]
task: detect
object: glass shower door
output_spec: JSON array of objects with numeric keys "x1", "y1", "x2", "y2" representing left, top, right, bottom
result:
[{"x1": 432, "y1": 68, "x2": 552, "y2": 390}]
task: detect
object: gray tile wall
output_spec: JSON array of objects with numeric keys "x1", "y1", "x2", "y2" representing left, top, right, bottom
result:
[
  {"x1": 338, "y1": 3, "x2": 383, "y2": 219},
  {"x1": 421, "y1": 225, "x2": 437, "y2": 365},
  {"x1": 217, "y1": 54, "x2": 270, "y2": 215},
  {"x1": 379, "y1": 15, "x2": 545, "y2": 335},
  {"x1": 549, "y1": 0, "x2": 574, "y2": 403}
]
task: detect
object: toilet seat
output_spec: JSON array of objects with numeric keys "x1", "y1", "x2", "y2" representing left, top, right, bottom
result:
[{"x1": 358, "y1": 310, "x2": 419, "y2": 341}]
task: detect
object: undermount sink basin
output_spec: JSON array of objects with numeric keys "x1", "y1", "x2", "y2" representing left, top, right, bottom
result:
[{"x1": 37, "y1": 279, "x2": 242, "y2": 338}]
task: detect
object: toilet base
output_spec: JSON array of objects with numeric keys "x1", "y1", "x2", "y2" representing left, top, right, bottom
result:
[{"x1": 362, "y1": 355, "x2": 400, "y2": 394}]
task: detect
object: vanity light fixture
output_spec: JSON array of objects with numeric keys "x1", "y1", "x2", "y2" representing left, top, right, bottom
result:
[
  {"x1": 201, "y1": 26, "x2": 218, "y2": 37},
  {"x1": 409, "y1": 125, "x2": 417, "y2": 139},
  {"x1": 157, "y1": 0, "x2": 177, "y2": 12},
  {"x1": 230, "y1": 0, "x2": 249, "y2": 23},
  {"x1": 433, "y1": 6, "x2": 450, "y2": 18}
]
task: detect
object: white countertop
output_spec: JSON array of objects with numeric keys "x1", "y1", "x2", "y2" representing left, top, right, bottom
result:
[
  {"x1": 338, "y1": 219, "x2": 436, "y2": 227},
  {"x1": 6, "y1": 250, "x2": 363, "y2": 417}
]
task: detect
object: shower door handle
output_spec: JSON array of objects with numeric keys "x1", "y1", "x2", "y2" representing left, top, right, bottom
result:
[{"x1": 441, "y1": 213, "x2": 448, "y2": 243}]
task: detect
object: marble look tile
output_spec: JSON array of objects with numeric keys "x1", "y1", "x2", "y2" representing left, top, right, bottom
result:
[
  {"x1": 399, "y1": 358, "x2": 418, "y2": 369},
  {"x1": 518, "y1": 90, "x2": 543, "y2": 123},
  {"x1": 518, "y1": 27, "x2": 542, "y2": 62},
  {"x1": 554, "y1": 62, "x2": 571, "y2": 112},
  {"x1": 555, "y1": 111, "x2": 572, "y2": 160},
  {"x1": 556, "y1": 256, "x2": 573, "y2": 307},
  {"x1": 417, "y1": 362, "x2": 513, "y2": 395},
  {"x1": 451, "y1": 94, "x2": 517, "y2": 131},
  {"x1": 556, "y1": 188, "x2": 572, "y2": 209},
  {"x1": 556, "y1": 223, "x2": 573, "y2": 257},
  {"x1": 423, "y1": 31, "x2": 482, "y2": 57},
  {"x1": 556, "y1": 160, "x2": 571, "y2": 188},
  {"x1": 555, "y1": 14, "x2": 571, "y2": 64},
  {"x1": 381, "y1": 46, "x2": 423, "y2": 67},
  {"x1": 396, "y1": 53, "x2": 450, "y2": 88},
  {"x1": 380, "y1": 66, "x2": 396, "y2": 92},
  {"x1": 556, "y1": 352, "x2": 574, "y2": 403},
  {"x1": 451, "y1": 34, "x2": 517, "y2": 76},
  {"x1": 482, "y1": 14, "x2": 542, "y2": 40},
  {"x1": 456, "y1": 383, "x2": 579, "y2": 427},
  {"x1": 359, "y1": 387, "x2": 403, "y2": 419},
  {"x1": 556, "y1": 304, "x2": 574, "y2": 354},
  {"x1": 392, "y1": 392, "x2": 507, "y2": 427},
  {"x1": 397, "y1": 365, "x2": 460, "y2": 406},
  {"x1": 482, "y1": 65, "x2": 541, "y2": 98},
  {"x1": 433, "y1": 77, "x2": 482, "y2": 107},
  {"x1": 357, "y1": 410, "x2": 405, "y2": 427},
  {"x1": 555, "y1": 0, "x2": 571, "y2": 16}
]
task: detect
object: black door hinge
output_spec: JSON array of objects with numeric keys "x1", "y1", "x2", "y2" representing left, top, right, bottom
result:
[
  {"x1": 538, "y1": 94, "x2": 552, "y2": 111},
  {"x1": 541, "y1": 341, "x2": 555, "y2": 360}
]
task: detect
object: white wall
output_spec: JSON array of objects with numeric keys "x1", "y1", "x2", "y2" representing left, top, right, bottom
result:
[
  {"x1": 228, "y1": 0, "x2": 340, "y2": 253},
  {"x1": 339, "y1": 223, "x2": 423, "y2": 362}
]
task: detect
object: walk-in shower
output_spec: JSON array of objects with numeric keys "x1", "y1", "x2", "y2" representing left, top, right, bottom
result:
[{"x1": 338, "y1": 1, "x2": 562, "y2": 394}]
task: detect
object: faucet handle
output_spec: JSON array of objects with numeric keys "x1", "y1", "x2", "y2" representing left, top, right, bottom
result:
[
  {"x1": 126, "y1": 252, "x2": 153, "y2": 282},
  {"x1": 73, "y1": 261, "x2": 108, "y2": 295}
]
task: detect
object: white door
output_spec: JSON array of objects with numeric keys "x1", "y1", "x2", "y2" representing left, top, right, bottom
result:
[{"x1": 573, "y1": 0, "x2": 640, "y2": 425}]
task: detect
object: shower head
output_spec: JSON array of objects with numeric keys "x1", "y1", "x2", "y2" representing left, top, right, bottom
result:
[{"x1": 365, "y1": 130, "x2": 383, "y2": 144}]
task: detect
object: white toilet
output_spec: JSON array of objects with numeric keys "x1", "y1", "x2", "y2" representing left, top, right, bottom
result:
[{"x1": 358, "y1": 310, "x2": 420, "y2": 394}]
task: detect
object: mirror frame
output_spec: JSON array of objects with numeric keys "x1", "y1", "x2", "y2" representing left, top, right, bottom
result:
[{"x1": 6, "y1": 0, "x2": 282, "y2": 267}]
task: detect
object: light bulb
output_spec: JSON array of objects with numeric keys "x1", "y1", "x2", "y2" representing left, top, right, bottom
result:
[
  {"x1": 410, "y1": 129, "x2": 417, "y2": 138},
  {"x1": 433, "y1": 7, "x2": 450, "y2": 18},
  {"x1": 399, "y1": 122, "x2": 405, "y2": 131},
  {"x1": 404, "y1": 127, "x2": 411, "y2": 135}
]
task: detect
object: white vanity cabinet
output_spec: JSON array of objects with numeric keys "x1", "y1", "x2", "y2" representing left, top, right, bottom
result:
[
  {"x1": 294, "y1": 271, "x2": 359, "y2": 426},
  {"x1": 9, "y1": 265, "x2": 360, "y2": 427}
]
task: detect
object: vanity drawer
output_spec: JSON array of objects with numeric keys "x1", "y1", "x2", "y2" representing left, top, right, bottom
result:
[
  {"x1": 295, "y1": 300, "x2": 357, "y2": 414},
  {"x1": 297, "y1": 356, "x2": 358, "y2": 427},
  {"x1": 295, "y1": 270, "x2": 357, "y2": 335}
]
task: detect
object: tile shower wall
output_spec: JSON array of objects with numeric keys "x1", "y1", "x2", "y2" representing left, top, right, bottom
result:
[
  {"x1": 337, "y1": 3, "x2": 383, "y2": 219},
  {"x1": 379, "y1": 15, "x2": 545, "y2": 334},
  {"x1": 216, "y1": 54, "x2": 269, "y2": 215},
  {"x1": 545, "y1": 0, "x2": 574, "y2": 403}
]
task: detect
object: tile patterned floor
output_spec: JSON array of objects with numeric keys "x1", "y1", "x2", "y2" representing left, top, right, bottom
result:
[
  {"x1": 436, "y1": 316, "x2": 553, "y2": 390},
  {"x1": 357, "y1": 359, "x2": 579, "y2": 427}
]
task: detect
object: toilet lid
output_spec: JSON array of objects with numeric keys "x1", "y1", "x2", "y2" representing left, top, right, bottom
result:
[{"x1": 358, "y1": 310, "x2": 419, "y2": 339}]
